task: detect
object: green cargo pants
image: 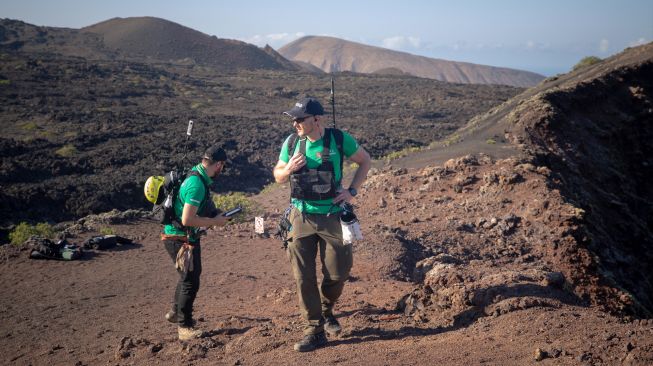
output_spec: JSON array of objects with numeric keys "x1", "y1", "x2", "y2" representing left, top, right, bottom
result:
[{"x1": 286, "y1": 207, "x2": 353, "y2": 335}]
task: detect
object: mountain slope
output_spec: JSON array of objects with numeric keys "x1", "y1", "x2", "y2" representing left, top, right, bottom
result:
[
  {"x1": 82, "y1": 17, "x2": 293, "y2": 71},
  {"x1": 0, "y1": 18, "x2": 297, "y2": 72},
  {"x1": 278, "y1": 36, "x2": 545, "y2": 87},
  {"x1": 392, "y1": 42, "x2": 653, "y2": 316},
  {"x1": 0, "y1": 18, "x2": 114, "y2": 59}
]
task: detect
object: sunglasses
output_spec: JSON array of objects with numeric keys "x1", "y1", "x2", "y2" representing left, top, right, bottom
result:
[{"x1": 293, "y1": 115, "x2": 312, "y2": 123}]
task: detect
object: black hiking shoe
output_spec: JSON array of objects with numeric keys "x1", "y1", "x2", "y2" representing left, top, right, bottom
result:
[
  {"x1": 324, "y1": 314, "x2": 342, "y2": 336},
  {"x1": 165, "y1": 311, "x2": 196, "y2": 327},
  {"x1": 165, "y1": 310, "x2": 177, "y2": 324},
  {"x1": 293, "y1": 332, "x2": 328, "y2": 352}
]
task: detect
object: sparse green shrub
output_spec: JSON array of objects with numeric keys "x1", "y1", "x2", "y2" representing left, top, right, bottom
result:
[
  {"x1": 383, "y1": 146, "x2": 421, "y2": 161},
  {"x1": 0, "y1": 79, "x2": 10, "y2": 85},
  {"x1": 55, "y1": 144, "x2": 78, "y2": 157},
  {"x1": 9, "y1": 222, "x2": 55, "y2": 246},
  {"x1": 212, "y1": 192, "x2": 262, "y2": 223},
  {"x1": 22, "y1": 122, "x2": 38, "y2": 131},
  {"x1": 443, "y1": 133, "x2": 461, "y2": 147},
  {"x1": 486, "y1": 138, "x2": 496, "y2": 144},
  {"x1": 99, "y1": 227, "x2": 115, "y2": 235},
  {"x1": 38, "y1": 130, "x2": 54, "y2": 138},
  {"x1": 190, "y1": 101, "x2": 203, "y2": 109},
  {"x1": 573, "y1": 56, "x2": 602, "y2": 71},
  {"x1": 260, "y1": 182, "x2": 281, "y2": 194}
]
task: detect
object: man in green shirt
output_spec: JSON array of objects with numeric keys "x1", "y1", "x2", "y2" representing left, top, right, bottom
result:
[
  {"x1": 273, "y1": 97, "x2": 371, "y2": 352},
  {"x1": 162, "y1": 146, "x2": 230, "y2": 341}
]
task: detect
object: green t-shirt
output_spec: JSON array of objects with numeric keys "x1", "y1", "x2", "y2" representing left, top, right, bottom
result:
[
  {"x1": 163, "y1": 163, "x2": 212, "y2": 242},
  {"x1": 279, "y1": 129, "x2": 359, "y2": 214}
]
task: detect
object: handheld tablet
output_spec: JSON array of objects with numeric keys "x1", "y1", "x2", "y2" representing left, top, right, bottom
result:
[{"x1": 223, "y1": 206, "x2": 243, "y2": 217}]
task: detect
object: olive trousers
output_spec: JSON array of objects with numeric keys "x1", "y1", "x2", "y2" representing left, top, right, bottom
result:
[{"x1": 286, "y1": 208, "x2": 353, "y2": 335}]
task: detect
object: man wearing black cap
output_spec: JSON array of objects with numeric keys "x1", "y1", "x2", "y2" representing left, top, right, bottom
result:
[
  {"x1": 162, "y1": 145, "x2": 231, "y2": 340},
  {"x1": 273, "y1": 97, "x2": 371, "y2": 351}
]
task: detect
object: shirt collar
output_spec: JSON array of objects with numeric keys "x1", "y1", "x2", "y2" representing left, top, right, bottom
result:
[{"x1": 193, "y1": 163, "x2": 213, "y2": 186}]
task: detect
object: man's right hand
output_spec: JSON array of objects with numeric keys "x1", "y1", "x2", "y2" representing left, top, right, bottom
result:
[
  {"x1": 213, "y1": 215, "x2": 231, "y2": 227},
  {"x1": 286, "y1": 153, "x2": 306, "y2": 173}
]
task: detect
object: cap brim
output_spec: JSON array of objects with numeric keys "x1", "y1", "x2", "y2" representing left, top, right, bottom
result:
[{"x1": 283, "y1": 108, "x2": 309, "y2": 119}]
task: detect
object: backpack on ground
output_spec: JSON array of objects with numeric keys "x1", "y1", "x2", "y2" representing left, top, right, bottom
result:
[
  {"x1": 28, "y1": 237, "x2": 82, "y2": 261},
  {"x1": 83, "y1": 235, "x2": 133, "y2": 250}
]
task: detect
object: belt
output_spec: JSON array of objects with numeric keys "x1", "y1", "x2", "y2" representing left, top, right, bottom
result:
[{"x1": 161, "y1": 234, "x2": 188, "y2": 242}]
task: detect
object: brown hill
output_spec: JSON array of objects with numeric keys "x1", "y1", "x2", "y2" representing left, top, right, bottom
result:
[
  {"x1": 0, "y1": 18, "x2": 297, "y2": 72},
  {"x1": 278, "y1": 36, "x2": 545, "y2": 87},
  {"x1": 0, "y1": 18, "x2": 115, "y2": 58},
  {"x1": 82, "y1": 17, "x2": 293, "y2": 71},
  {"x1": 262, "y1": 44, "x2": 302, "y2": 71}
]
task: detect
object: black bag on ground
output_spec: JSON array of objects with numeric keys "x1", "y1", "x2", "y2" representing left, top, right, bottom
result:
[
  {"x1": 83, "y1": 235, "x2": 133, "y2": 250},
  {"x1": 28, "y1": 237, "x2": 82, "y2": 260}
]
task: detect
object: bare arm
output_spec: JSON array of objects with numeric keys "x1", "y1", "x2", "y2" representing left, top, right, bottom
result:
[
  {"x1": 333, "y1": 146, "x2": 372, "y2": 204},
  {"x1": 273, "y1": 154, "x2": 306, "y2": 183},
  {"x1": 181, "y1": 204, "x2": 230, "y2": 227},
  {"x1": 347, "y1": 147, "x2": 372, "y2": 191}
]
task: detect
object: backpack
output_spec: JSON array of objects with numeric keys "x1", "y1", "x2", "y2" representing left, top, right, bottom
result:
[
  {"x1": 28, "y1": 237, "x2": 82, "y2": 261},
  {"x1": 83, "y1": 235, "x2": 134, "y2": 250},
  {"x1": 154, "y1": 169, "x2": 210, "y2": 229}
]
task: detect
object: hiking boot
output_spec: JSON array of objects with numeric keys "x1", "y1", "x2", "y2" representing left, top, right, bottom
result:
[
  {"x1": 166, "y1": 311, "x2": 197, "y2": 327},
  {"x1": 165, "y1": 310, "x2": 177, "y2": 324},
  {"x1": 324, "y1": 314, "x2": 342, "y2": 336},
  {"x1": 178, "y1": 326, "x2": 204, "y2": 341},
  {"x1": 293, "y1": 332, "x2": 327, "y2": 352}
]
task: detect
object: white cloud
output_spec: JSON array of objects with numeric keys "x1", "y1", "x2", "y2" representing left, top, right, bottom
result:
[
  {"x1": 629, "y1": 37, "x2": 648, "y2": 47},
  {"x1": 599, "y1": 39, "x2": 610, "y2": 53},
  {"x1": 239, "y1": 32, "x2": 305, "y2": 48},
  {"x1": 524, "y1": 40, "x2": 549, "y2": 50},
  {"x1": 451, "y1": 41, "x2": 466, "y2": 51},
  {"x1": 381, "y1": 36, "x2": 421, "y2": 50}
]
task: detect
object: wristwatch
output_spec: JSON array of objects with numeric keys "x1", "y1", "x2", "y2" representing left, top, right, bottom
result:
[{"x1": 348, "y1": 187, "x2": 358, "y2": 197}]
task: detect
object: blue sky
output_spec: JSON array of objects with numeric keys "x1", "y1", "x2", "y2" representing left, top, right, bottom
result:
[{"x1": 2, "y1": 0, "x2": 651, "y2": 76}]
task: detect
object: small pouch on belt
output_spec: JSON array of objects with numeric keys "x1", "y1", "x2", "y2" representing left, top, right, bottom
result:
[{"x1": 175, "y1": 243, "x2": 194, "y2": 273}]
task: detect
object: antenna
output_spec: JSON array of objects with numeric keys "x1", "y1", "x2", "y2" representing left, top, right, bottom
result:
[
  {"x1": 330, "y1": 77, "x2": 336, "y2": 129},
  {"x1": 181, "y1": 120, "x2": 194, "y2": 166}
]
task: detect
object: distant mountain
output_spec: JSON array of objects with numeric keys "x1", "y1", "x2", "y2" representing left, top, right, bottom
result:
[
  {"x1": 0, "y1": 18, "x2": 114, "y2": 59},
  {"x1": 278, "y1": 36, "x2": 545, "y2": 87},
  {"x1": 0, "y1": 17, "x2": 297, "y2": 72},
  {"x1": 81, "y1": 17, "x2": 295, "y2": 71},
  {"x1": 261, "y1": 44, "x2": 302, "y2": 71}
]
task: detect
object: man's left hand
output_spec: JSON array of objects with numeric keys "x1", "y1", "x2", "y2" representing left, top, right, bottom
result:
[{"x1": 333, "y1": 189, "x2": 353, "y2": 204}]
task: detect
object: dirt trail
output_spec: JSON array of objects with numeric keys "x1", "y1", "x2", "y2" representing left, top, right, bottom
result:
[{"x1": 1, "y1": 168, "x2": 652, "y2": 365}]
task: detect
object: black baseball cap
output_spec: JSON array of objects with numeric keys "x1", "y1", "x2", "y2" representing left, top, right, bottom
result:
[
  {"x1": 201, "y1": 146, "x2": 227, "y2": 162},
  {"x1": 283, "y1": 97, "x2": 324, "y2": 119}
]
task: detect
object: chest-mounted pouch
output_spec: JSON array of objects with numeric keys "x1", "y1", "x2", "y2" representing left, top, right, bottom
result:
[{"x1": 289, "y1": 129, "x2": 344, "y2": 201}]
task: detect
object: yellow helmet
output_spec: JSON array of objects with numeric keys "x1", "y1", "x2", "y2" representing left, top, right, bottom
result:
[{"x1": 144, "y1": 176, "x2": 165, "y2": 204}]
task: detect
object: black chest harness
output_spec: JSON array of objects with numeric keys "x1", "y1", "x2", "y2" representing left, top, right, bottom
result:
[{"x1": 287, "y1": 128, "x2": 344, "y2": 201}]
